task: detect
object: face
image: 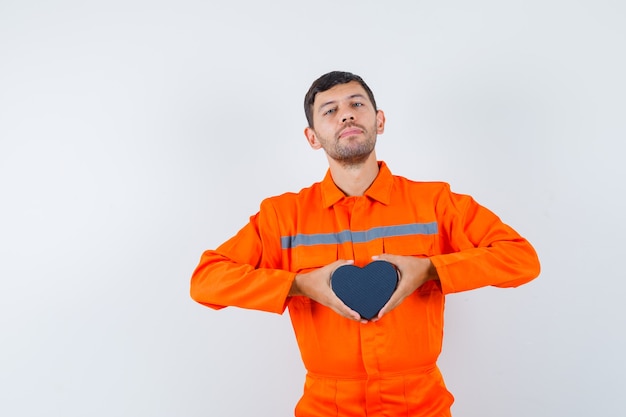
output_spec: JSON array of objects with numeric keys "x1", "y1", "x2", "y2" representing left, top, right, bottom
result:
[{"x1": 305, "y1": 81, "x2": 385, "y2": 166}]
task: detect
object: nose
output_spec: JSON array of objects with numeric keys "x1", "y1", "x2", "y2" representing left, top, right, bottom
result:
[
  {"x1": 341, "y1": 113, "x2": 355, "y2": 123},
  {"x1": 340, "y1": 104, "x2": 356, "y2": 123}
]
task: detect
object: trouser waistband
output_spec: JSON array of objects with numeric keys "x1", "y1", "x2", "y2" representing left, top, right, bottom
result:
[{"x1": 306, "y1": 364, "x2": 436, "y2": 380}]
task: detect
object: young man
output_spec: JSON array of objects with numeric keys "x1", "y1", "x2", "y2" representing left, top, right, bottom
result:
[{"x1": 190, "y1": 71, "x2": 540, "y2": 416}]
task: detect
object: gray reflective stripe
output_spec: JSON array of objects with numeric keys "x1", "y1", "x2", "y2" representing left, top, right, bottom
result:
[{"x1": 281, "y1": 222, "x2": 438, "y2": 249}]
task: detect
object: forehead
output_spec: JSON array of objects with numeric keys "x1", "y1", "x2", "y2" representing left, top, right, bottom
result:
[{"x1": 314, "y1": 81, "x2": 371, "y2": 109}]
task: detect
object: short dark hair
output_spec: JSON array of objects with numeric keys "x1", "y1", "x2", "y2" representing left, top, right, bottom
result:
[{"x1": 304, "y1": 71, "x2": 377, "y2": 128}]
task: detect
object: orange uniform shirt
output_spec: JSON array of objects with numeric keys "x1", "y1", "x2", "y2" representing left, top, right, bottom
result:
[{"x1": 191, "y1": 162, "x2": 540, "y2": 416}]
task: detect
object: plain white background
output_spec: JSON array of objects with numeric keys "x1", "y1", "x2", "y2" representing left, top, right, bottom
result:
[{"x1": 1, "y1": 0, "x2": 624, "y2": 416}]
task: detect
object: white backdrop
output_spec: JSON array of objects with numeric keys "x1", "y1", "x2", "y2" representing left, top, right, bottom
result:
[{"x1": 1, "y1": 1, "x2": 625, "y2": 416}]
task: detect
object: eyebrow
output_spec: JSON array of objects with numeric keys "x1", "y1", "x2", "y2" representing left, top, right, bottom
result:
[{"x1": 318, "y1": 93, "x2": 367, "y2": 112}]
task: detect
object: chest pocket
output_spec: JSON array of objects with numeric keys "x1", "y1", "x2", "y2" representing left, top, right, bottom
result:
[
  {"x1": 291, "y1": 244, "x2": 339, "y2": 274},
  {"x1": 382, "y1": 234, "x2": 437, "y2": 257},
  {"x1": 383, "y1": 234, "x2": 441, "y2": 294}
]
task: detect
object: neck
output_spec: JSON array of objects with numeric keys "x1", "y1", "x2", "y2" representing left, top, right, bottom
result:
[{"x1": 327, "y1": 152, "x2": 380, "y2": 196}]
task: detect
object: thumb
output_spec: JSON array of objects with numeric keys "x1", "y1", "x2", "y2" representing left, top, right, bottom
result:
[
  {"x1": 330, "y1": 258, "x2": 354, "y2": 268},
  {"x1": 326, "y1": 258, "x2": 354, "y2": 274},
  {"x1": 372, "y1": 254, "x2": 400, "y2": 264}
]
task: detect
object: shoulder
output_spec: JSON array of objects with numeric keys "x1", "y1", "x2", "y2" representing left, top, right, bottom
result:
[
  {"x1": 260, "y1": 181, "x2": 322, "y2": 210},
  {"x1": 392, "y1": 174, "x2": 452, "y2": 195},
  {"x1": 389, "y1": 175, "x2": 475, "y2": 212}
]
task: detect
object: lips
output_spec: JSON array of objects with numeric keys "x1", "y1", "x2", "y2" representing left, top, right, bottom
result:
[{"x1": 339, "y1": 127, "x2": 362, "y2": 138}]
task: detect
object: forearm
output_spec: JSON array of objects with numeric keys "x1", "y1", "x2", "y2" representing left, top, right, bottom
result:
[
  {"x1": 288, "y1": 274, "x2": 304, "y2": 297},
  {"x1": 190, "y1": 250, "x2": 295, "y2": 314},
  {"x1": 425, "y1": 258, "x2": 440, "y2": 282},
  {"x1": 431, "y1": 185, "x2": 541, "y2": 294},
  {"x1": 431, "y1": 238, "x2": 540, "y2": 294}
]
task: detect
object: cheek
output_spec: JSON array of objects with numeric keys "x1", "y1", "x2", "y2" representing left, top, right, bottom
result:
[
  {"x1": 313, "y1": 130, "x2": 334, "y2": 149},
  {"x1": 317, "y1": 126, "x2": 336, "y2": 141}
]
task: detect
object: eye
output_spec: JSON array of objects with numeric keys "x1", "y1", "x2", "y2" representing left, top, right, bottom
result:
[
  {"x1": 323, "y1": 107, "x2": 337, "y2": 116},
  {"x1": 352, "y1": 102, "x2": 363, "y2": 108}
]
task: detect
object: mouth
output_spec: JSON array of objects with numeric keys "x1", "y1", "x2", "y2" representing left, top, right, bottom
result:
[{"x1": 339, "y1": 127, "x2": 363, "y2": 139}]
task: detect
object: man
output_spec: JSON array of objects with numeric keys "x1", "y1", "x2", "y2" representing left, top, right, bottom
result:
[{"x1": 190, "y1": 71, "x2": 540, "y2": 416}]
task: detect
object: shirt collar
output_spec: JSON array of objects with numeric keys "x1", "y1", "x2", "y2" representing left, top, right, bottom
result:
[{"x1": 321, "y1": 161, "x2": 394, "y2": 208}]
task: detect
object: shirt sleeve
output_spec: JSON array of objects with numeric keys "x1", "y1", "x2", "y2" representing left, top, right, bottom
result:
[
  {"x1": 429, "y1": 184, "x2": 541, "y2": 294},
  {"x1": 189, "y1": 199, "x2": 295, "y2": 314}
]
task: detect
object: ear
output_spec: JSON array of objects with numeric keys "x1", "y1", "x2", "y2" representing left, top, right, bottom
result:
[
  {"x1": 376, "y1": 110, "x2": 386, "y2": 134},
  {"x1": 304, "y1": 126, "x2": 323, "y2": 150}
]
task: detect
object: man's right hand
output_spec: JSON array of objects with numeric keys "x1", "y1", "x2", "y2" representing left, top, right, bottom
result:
[{"x1": 289, "y1": 259, "x2": 365, "y2": 323}]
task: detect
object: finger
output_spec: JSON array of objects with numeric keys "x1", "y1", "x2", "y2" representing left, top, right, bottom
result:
[
  {"x1": 326, "y1": 258, "x2": 354, "y2": 274},
  {"x1": 372, "y1": 254, "x2": 402, "y2": 273},
  {"x1": 335, "y1": 258, "x2": 355, "y2": 267},
  {"x1": 330, "y1": 296, "x2": 363, "y2": 322},
  {"x1": 375, "y1": 297, "x2": 398, "y2": 321},
  {"x1": 374, "y1": 284, "x2": 409, "y2": 321},
  {"x1": 372, "y1": 253, "x2": 397, "y2": 263},
  {"x1": 375, "y1": 300, "x2": 399, "y2": 321},
  {"x1": 326, "y1": 266, "x2": 366, "y2": 322}
]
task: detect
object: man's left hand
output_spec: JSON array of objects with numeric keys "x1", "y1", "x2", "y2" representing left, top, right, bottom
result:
[{"x1": 372, "y1": 254, "x2": 439, "y2": 321}]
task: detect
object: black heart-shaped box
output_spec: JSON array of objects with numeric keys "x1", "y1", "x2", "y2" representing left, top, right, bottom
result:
[{"x1": 330, "y1": 260, "x2": 399, "y2": 320}]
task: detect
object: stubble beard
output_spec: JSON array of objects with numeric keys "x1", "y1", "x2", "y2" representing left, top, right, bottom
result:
[{"x1": 324, "y1": 125, "x2": 377, "y2": 168}]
